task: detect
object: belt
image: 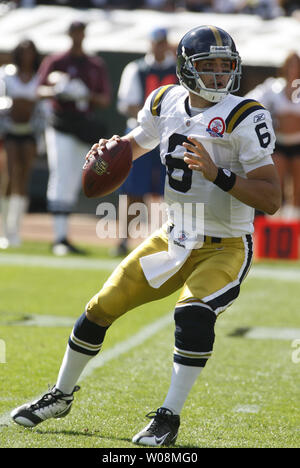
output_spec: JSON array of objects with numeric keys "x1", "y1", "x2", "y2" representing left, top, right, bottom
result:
[
  {"x1": 203, "y1": 235, "x2": 222, "y2": 243},
  {"x1": 204, "y1": 234, "x2": 252, "y2": 244},
  {"x1": 167, "y1": 224, "x2": 222, "y2": 243},
  {"x1": 167, "y1": 224, "x2": 251, "y2": 245}
]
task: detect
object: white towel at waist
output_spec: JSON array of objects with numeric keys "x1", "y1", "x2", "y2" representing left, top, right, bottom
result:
[{"x1": 139, "y1": 227, "x2": 202, "y2": 289}]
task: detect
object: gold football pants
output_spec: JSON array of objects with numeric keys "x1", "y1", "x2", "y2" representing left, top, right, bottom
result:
[{"x1": 86, "y1": 226, "x2": 253, "y2": 326}]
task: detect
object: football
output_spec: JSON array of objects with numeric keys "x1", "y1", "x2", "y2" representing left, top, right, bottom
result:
[{"x1": 82, "y1": 138, "x2": 132, "y2": 198}]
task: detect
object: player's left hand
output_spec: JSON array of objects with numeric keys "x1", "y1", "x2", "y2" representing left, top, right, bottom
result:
[{"x1": 183, "y1": 136, "x2": 218, "y2": 182}]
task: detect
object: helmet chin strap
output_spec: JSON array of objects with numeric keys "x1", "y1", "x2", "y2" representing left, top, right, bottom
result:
[
  {"x1": 181, "y1": 80, "x2": 229, "y2": 103},
  {"x1": 196, "y1": 72, "x2": 233, "y2": 102},
  {"x1": 199, "y1": 88, "x2": 226, "y2": 103}
]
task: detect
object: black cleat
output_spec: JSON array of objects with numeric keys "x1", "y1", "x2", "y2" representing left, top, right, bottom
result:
[
  {"x1": 132, "y1": 407, "x2": 180, "y2": 446},
  {"x1": 11, "y1": 386, "x2": 80, "y2": 427}
]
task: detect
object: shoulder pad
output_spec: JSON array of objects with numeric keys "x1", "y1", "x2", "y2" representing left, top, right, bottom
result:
[
  {"x1": 150, "y1": 84, "x2": 177, "y2": 116},
  {"x1": 225, "y1": 99, "x2": 265, "y2": 134}
]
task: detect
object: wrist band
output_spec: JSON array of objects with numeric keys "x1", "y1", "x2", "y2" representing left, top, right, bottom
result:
[{"x1": 213, "y1": 167, "x2": 237, "y2": 192}]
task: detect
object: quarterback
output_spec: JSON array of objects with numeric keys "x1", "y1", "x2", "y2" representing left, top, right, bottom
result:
[{"x1": 11, "y1": 26, "x2": 281, "y2": 446}]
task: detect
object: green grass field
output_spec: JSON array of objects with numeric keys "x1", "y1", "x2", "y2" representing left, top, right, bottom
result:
[{"x1": 0, "y1": 241, "x2": 299, "y2": 449}]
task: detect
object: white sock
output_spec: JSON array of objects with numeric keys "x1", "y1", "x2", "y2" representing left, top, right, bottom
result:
[
  {"x1": 0, "y1": 197, "x2": 9, "y2": 237},
  {"x1": 162, "y1": 362, "x2": 203, "y2": 415},
  {"x1": 6, "y1": 195, "x2": 28, "y2": 244},
  {"x1": 53, "y1": 214, "x2": 68, "y2": 243},
  {"x1": 55, "y1": 345, "x2": 93, "y2": 395}
]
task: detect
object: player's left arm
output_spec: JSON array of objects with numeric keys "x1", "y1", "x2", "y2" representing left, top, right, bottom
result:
[
  {"x1": 183, "y1": 136, "x2": 281, "y2": 215},
  {"x1": 228, "y1": 164, "x2": 281, "y2": 215}
]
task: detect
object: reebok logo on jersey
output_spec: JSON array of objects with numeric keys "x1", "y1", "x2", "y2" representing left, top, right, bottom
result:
[{"x1": 253, "y1": 113, "x2": 265, "y2": 123}]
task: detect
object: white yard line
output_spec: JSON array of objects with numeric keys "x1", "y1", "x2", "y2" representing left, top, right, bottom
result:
[
  {"x1": 247, "y1": 266, "x2": 300, "y2": 282},
  {"x1": 0, "y1": 253, "x2": 299, "y2": 281},
  {"x1": 0, "y1": 312, "x2": 173, "y2": 430},
  {"x1": 243, "y1": 326, "x2": 300, "y2": 341},
  {"x1": 0, "y1": 253, "x2": 119, "y2": 271},
  {"x1": 80, "y1": 312, "x2": 173, "y2": 380}
]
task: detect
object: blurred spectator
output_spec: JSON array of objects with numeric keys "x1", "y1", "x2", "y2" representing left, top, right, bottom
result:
[
  {"x1": 0, "y1": 39, "x2": 43, "y2": 248},
  {"x1": 184, "y1": 0, "x2": 213, "y2": 11},
  {"x1": 143, "y1": 0, "x2": 176, "y2": 10},
  {"x1": 114, "y1": 27, "x2": 177, "y2": 256},
  {"x1": 33, "y1": 0, "x2": 144, "y2": 7},
  {"x1": 12, "y1": 0, "x2": 36, "y2": 7},
  {"x1": 247, "y1": 52, "x2": 300, "y2": 219},
  {"x1": 279, "y1": 0, "x2": 300, "y2": 16},
  {"x1": 212, "y1": 0, "x2": 249, "y2": 13},
  {"x1": 227, "y1": 0, "x2": 284, "y2": 18},
  {"x1": 37, "y1": 20, "x2": 111, "y2": 255},
  {"x1": 34, "y1": 1, "x2": 88, "y2": 7}
]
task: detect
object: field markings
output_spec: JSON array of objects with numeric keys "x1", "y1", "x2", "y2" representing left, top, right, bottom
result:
[
  {"x1": 240, "y1": 327, "x2": 300, "y2": 341},
  {"x1": 0, "y1": 253, "x2": 119, "y2": 271},
  {"x1": 234, "y1": 404, "x2": 261, "y2": 414},
  {"x1": 80, "y1": 312, "x2": 173, "y2": 380},
  {"x1": 0, "y1": 253, "x2": 299, "y2": 282},
  {"x1": 0, "y1": 253, "x2": 299, "y2": 429},
  {"x1": 0, "y1": 312, "x2": 173, "y2": 430},
  {"x1": 2, "y1": 314, "x2": 299, "y2": 342},
  {"x1": 2, "y1": 314, "x2": 76, "y2": 328},
  {"x1": 248, "y1": 266, "x2": 300, "y2": 282}
]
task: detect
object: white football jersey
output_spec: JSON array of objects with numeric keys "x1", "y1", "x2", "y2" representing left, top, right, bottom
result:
[{"x1": 133, "y1": 84, "x2": 275, "y2": 237}]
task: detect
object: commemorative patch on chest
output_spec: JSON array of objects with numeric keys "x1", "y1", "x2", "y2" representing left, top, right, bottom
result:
[{"x1": 206, "y1": 117, "x2": 225, "y2": 138}]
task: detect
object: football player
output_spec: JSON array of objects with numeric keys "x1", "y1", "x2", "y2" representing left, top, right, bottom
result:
[{"x1": 11, "y1": 25, "x2": 281, "y2": 446}]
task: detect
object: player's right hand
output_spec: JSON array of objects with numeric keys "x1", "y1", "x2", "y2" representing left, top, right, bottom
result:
[
  {"x1": 85, "y1": 135, "x2": 122, "y2": 161},
  {"x1": 98, "y1": 135, "x2": 121, "y2": 151}
]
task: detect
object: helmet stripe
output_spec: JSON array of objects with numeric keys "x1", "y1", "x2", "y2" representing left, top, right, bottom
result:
[{"x1": 208, "y1": 25, "x2": 223, "y2": 46}]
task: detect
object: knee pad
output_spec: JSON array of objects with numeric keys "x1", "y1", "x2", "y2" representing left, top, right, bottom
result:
[
  {"x1": 174, "y1": 303, "x2": 216, "y2": 367},
  {"x1": 68, "y1": 312, "x2": 109, "y2": 356}
]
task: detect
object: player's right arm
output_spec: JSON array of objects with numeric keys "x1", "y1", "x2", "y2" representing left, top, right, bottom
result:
[{"x1": 86, "y1": 86, "x2": 162, "y2": 162}]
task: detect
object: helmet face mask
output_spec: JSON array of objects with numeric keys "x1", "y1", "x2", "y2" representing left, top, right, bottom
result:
[{"x1": 177, "y1": 26, "x2": 242, "y2": 103}]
